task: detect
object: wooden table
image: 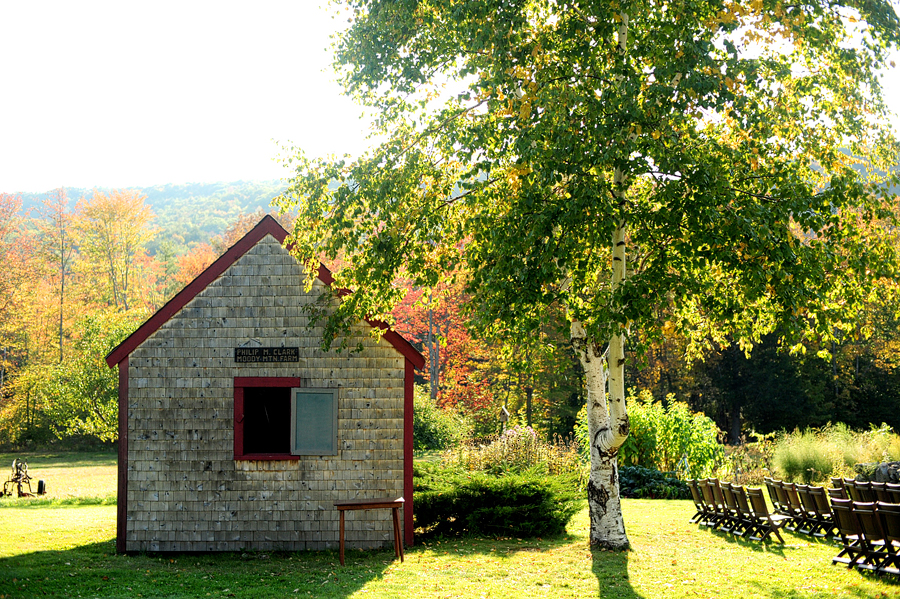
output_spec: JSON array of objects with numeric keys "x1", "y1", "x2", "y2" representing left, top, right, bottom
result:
[{"x1": 333, "y1": 497, "x2": 405, "y2": 566}]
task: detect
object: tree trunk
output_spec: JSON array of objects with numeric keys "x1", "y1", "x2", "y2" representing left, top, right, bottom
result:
[
  {"x1": 427, "y1": 300, "x2": 440, "y2": 402},
  {"x1": 59, "y1": 227, "x2": 65, "y2": 363},
  {"x1": 572, "y1": 321, "x2": 630, "y2": 550}
]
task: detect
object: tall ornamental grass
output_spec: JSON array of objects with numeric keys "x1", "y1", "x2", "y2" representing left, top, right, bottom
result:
[
  {"x1": 772, "y1": 423, "x2": 900, "y2": 483},
  {"x1": 577, "y1": 389, "x2": 725, "y2": 479}
]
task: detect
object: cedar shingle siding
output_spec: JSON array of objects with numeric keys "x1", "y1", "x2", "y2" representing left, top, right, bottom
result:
[{"x1": 116, "y1": 225, "x2": 415, "y2": 552}]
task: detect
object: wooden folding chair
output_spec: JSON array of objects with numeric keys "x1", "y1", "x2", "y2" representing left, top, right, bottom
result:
[
  {"x1": 687, "y1": 479, "x2": 710, "y2": 525},
  {"x1": 851, "y1": 501, "x2": 890, "y2": 573},
  {"x1": 721, "y1": 483, "x2": 744, "y2": 536},
  {"x1": 830, "y1": 498, "x2": 865, "y2": 568},
  {"x1": 773, "y1": 480, "x2": 794, "y2": 520},
  {"x1": 809, "y1": 485, "x2": 838, "y2": 539},
  {"x1": 710, "y1": 478, "x2": 730, "y2": 530},
  {"x1": 764, "y1": 478, "x2": 783, "y2": 513},
  {"x1": 875, "y1": 501, "x2": 900, "y2": 577},
  {"x1": 746, "y1": 486, "x2": 789, "y2": 543},
  {"x1": 698, "y1": 479, "x2": 724, "y2": 529},
  {"x1": 796, "y1": 484, "x2": 824, "y2": 537},
  {"x1": 734, "y1": 485, "x2": 761, "y2": 539},
  {"x1": 830, "y1": 477, "x2": 847, "y2": 499},
  {"x1": 782, "y1": 482, "x2": 807, "y2": 532}
]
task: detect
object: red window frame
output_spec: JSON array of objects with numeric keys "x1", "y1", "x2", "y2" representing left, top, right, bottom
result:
[{"x1": 233, "y1": 377, "x2": 301, "y2": 461}]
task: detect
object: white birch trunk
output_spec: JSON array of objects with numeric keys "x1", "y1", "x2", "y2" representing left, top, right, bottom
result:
[{"x1": 571, "y1": 208, "x2": 630, "y2": 549}]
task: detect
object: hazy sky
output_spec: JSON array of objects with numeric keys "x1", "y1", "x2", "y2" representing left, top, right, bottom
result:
[{"x1": 1, "y1": 2, "x2": 899, "y2": 194}]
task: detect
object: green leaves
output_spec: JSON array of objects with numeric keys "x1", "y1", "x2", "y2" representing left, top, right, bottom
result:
[{"x1": 279, "y1": 0, "x2": 900, "y2": 358}]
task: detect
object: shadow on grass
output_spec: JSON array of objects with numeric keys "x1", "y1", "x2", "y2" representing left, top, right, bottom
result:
[
  {"x1": 0, "y1": 539, "x2": 394, "y2": 599},
  {"x1": 696, "y1": 525, "x2": 789, "y2": 557},
  {"x1": 592, "y1": 547, "x2": 645, "y2": 599}
]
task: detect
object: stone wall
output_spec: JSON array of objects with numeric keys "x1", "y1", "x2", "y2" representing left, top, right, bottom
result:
[{"x1": 125, "y1": 235, "x2": 406, "y2": 552}]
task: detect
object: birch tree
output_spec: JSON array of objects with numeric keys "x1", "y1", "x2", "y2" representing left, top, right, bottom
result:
[
  {"x1": 277, "y1": 0, "x2": 900, "y2": 548},
  {"x1": 39, "y1": 188, "x2": 77, "y2": 362}
]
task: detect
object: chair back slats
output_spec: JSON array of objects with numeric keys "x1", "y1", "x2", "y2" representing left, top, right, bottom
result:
[
  {"x1": 850, "y1": 481, "x2": 877, "y2": 504},
  {"x1": 851, "y1": 502, "x2": 884, "y2": 542},
  {"x1": 871, "y1": 482, "x2": 892, "y2": 503},
  {"x1": 734, "y1": 485, "x2": 753, "y2": 516},
  {"x1": 773, "y1": 481, "x2": 792, "y2": 516},
  {"x1": 886, "y1": 483, "x2": 900, "y2": 504},
  {"x1": 764, "y1": 478, "x2": 782, "y2": 511},
  {"x1": 797, "y1": 484, "x2": 817, "y2": 512},
  {"x1": 829, "y1": 498, "x2": 857, "y2": 535},
  {"x1": 809, "y1": 486, "x2": 831, "y2": 515}
]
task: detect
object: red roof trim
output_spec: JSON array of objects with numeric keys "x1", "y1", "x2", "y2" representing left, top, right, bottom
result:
[{"x1": 105, "y1": 215, "x2": 424, "y2": 370}]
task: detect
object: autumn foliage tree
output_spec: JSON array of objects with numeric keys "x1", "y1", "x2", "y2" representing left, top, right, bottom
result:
[
  {"x1": 76, "y1": 189, "x2": 155, "y2": 311},
  {"x1": 392, "y1": 277, "x2": 495, "y2": 416}
]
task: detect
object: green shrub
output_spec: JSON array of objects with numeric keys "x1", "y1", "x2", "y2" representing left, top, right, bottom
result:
[
  {"x1": 577, "y1": 389, "x2": 725, "y2": 479},
  {"x1": 413, "y1": 386, "x2": 471, "y2": 451},
  {"x1": 413, "y1": 462, "x2": 581, "y2": 537},
  {"x1": 618, "y1": 466, "x2": 690, "y2": 500}
]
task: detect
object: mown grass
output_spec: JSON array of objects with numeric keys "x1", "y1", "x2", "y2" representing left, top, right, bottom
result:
[{"x1": 2, "y1": 453, "x2": 900, "y2": 598}]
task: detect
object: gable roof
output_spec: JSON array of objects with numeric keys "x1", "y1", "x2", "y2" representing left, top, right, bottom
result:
[{"x1": 105, "y1": 215, "x2": 425, "y2": 369}]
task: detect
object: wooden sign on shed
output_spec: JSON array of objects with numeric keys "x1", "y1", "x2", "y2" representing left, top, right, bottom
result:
[{"x1": 106, "y1": 216, "x2": 425, "y2": 553}]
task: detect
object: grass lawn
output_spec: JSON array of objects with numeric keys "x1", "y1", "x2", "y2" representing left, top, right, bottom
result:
[{"x1": 1, "y1": 453, "x2": 899, "y2": 598}]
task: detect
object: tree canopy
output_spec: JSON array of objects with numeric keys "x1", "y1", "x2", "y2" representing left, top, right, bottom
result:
[{"x1": 278, "y1": 0, "x2": 900, "y2": 548}]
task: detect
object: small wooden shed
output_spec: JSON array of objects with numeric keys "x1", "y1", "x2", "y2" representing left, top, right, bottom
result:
[{"x1": 105, "y1": 216, "x2": 425, "y2": 553}]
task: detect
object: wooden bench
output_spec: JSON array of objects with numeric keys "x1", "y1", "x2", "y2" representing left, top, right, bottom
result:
[{"x1": 333, "y1": 496, "x2": 404, "y2": 566}]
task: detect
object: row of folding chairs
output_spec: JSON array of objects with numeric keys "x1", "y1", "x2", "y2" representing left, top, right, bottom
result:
[
  {"x1": 688, "y1": 478, "x2": 791, "y2": 543},
  {"x1": 829, "y1": 477, "x2": 900, "y2": 504},
  {"x1": 830, "y1": 499, "x2": 900, "y2": 576},
  {"x1": 763, "y1": 478, "x2": 838, "y2": 538}
]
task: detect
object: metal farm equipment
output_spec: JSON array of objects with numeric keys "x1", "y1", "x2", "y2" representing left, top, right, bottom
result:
[{"x1": 1, "y1": 458, "x2": 46, "y2": 498}]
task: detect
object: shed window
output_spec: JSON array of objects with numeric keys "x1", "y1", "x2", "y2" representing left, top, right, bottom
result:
[{"x1": 234, "y1": 377, "x2": 338, "y2": 460}]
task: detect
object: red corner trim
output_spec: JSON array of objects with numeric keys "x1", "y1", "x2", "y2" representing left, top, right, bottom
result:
[
  {"x1": 116, "y1": 357, "x2": 129, "y2": 554},
  {"x1": 105, "y1": 216, "x2": 424, "y2": 371},
  {"x1": 403, "y1": 359, "x2": 414, "y2": 546}
]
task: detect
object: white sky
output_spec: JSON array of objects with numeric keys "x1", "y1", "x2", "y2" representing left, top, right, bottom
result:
[{"x1": 1, "y1": 1, "x2": 899, "y2": 194}]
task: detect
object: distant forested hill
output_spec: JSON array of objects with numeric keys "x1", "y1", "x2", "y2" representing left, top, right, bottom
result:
[{"x1": 18, "y1": 180, "x2": 286, "y2": 255}]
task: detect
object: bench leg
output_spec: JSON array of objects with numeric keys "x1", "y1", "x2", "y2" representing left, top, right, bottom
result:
[
  {"x1": 339, "y1": 511, "x2": 345, "y2": 566},
  {"x1": 392, "y1": 507, "x2": 403, "y2": 562}
]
